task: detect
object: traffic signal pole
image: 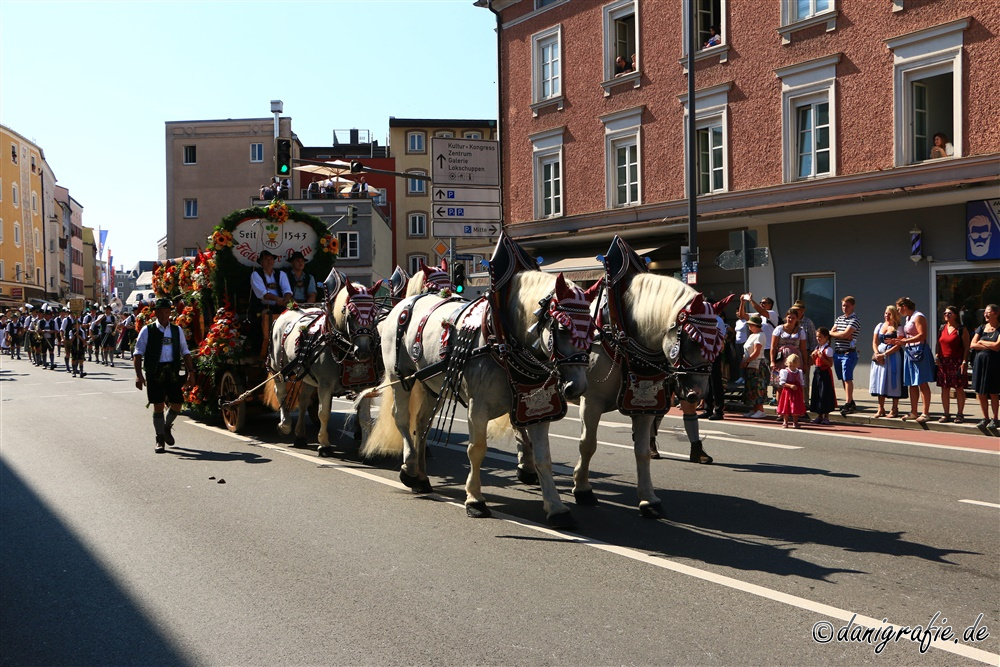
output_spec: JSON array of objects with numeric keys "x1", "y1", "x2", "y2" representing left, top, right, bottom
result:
[{"x1": 685, "y1": 5, "x2": 699, "y2": 284}]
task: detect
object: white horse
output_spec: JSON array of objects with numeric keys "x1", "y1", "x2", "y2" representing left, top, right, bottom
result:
[
  {"x1": 267, "y1": 280, "x2": 380, "y2": 456},
  {"x1": 361, "y1": 270, "x2": 594, "y2": 527}
]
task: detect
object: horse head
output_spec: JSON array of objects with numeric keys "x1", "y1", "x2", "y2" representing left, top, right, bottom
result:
[
  {"x1": 524, "y1": 272, "x2": 595, "y2": 400},
  {"x1": 667, "y1": 292, "x2": 723, "y2": 403},
  {"x1": 336, "y1": 280, "x2": 381, "y2": 362}
]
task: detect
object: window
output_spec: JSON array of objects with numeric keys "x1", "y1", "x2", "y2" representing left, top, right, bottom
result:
[
  {"x1": 697, "y1": 125, "x2": 725, "y2": 194},
  {"x1": 31, "y1": 192, "x2": 37, "y2": 213},
  {"x1": 183, "y1": 199, "x2": 198, "y2": 218},
  {"x1": 886, "y1": 18, "x2": 968, "y2": 166},
  {"x1": 531, "y1": 26, "x2": 562, "y2": 111},
  {"x1": 531, "y1": 127, "x2": 564, "y2": 219},
  {"x1": 250, "y1": 143, "x2": 264, "y2": 162},
  {"x1": 12, "y1": 182, "x2": 18, "y2": 207},
  {"x1": 603, "y1": 0, "x2": 639, "y2": 84},
  {"x1": 34, "y1": 229, "x2": 39, "y2": 248},
  {"x1": 183, "y1": 145, "x2": 196, "y2": 164},
  {"x1": 0, "y1": 177, "x2": 3, "y2": 201},
  {"x1": 407, "y1": 170, "x2": 427, "y2": 195},
  {"x1": 30, "y1": 155, "x2": 36, "y2": 173},
  {"x1": 535, "y1": 0, "x2": 559, "y2": 7},
  {"x1": 681, "y1": 82, "x2": 731, "y2": 197},
  {"x1": 183, "y1": 247, "x2": 197, "y2": 257},
  {"x1": 15, "y1": 264, "x2": 22, "y2": 282},
  {"x1": 14, "y1": 223, "x2": 21, "y2": 246},
  {"x1": 337, "y1": 231, "x2": 359, "y2": 259},
  {"x1": 407, "y1": 131, "x2": 426, "y2": 154},
  {"x1": 795, "y1": 100, "x2": 831, "y2": 179},
  {"x1": 775, "y1": 54, "x2": 839, "y2": 183},
  {"x1": 793, "y1": 273, "x2": 836, "y2": 331},
  {"x1": 600, "y1": 107, "x2": 643, "y2": 208},
  {"x1": 463, "y1": 131, "x2": 482, "y2": 140},
  {"x1": 681, "y1": 0, "x2": 728, "y2": 66},
  {"x1": 408, "y1": 254, "x2": 428, "y2": 276},
  {"x1": 434, "y1": 131, "x2": 454, "y2": 138},
  {"x1": 407, "y1": 212, "x2": 427, "y2": 237},
  {"x1": 778, "y1": 0, "x2": 838, "y2": 44},
  {"x1": 36, "y1": 268, "x2": 41, "y2": 285},
  {"x1": 10, "y1": 144, "x2": 16, "y2": 164},
  {"x1": 0, "y1": 218, "x2": 3, "y2": 242},
  {"x1": 0, "y1": 260, "x2": 4, "y2": 280}
]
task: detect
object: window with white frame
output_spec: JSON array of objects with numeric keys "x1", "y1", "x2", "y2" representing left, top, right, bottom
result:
[
  {"x1": 407, "y1": 131, "x2": 426, "y2": 154},
  {"x1": 14, "y1": 223, "x2": 21, "y2": 246},
  {"x1": 697, "y1": 124, "x2": 725, "y2": 194},
  {"x1": 408, "y1": 254, "x2": 428, "y2": 276},
  {"x1": 36, "y1": 268, "x2": 41, "y2": 285},
  {"x1": 12, "y1": 182, "x2": 18, "y2": 207},
  {"x1": 434, "y1": 131, "x2": 454, "y2": 138},
  {"x1": 603, "y1": 0, "x2": 639, "y2": 81},
  {"x1": 408, "y1": 212, "x2": 427, "y2": 237},
  {"x1": 463, "y1": 131, "x2": 482, "y2": 139},
  {"x1": 183, "y1": 247, "x2": 197, "y2": 257},
  {"x1": 794, "y1": 0, "x2": 830, "y2": 22},
  {"x1": 407, "y1": 170, "x2": 427, "y2": 195},
  {"x1": 0, "y1": 177, "x2": 3, "y2": 201},
  {"x1": 10, "y1": 144, "x2": 16, "y2": 164},
  {"x1": 886, "y1": 18, "x2": 968, "y2": 166},
  {"x1": 337, "y1": 231, "x2": 359, "y2": 259},
  {"x1": 778, "y1": 0, "x2": 838, "y2": 43},
  {"x1": 681, "y1": 0, "x2": 727, "y2": 62},
  {"x1": 600, "y1": 107, "x2": 643, "y2": 208},
  {"x1": 30, "y1": 155, "x2": 36, "y2": 173},
  {"x1": 535, "y1": 0, "x2": 558, "y2": 7},
  {"x1": 15, "y1": 264, "x2": 22, "y2": 281},
  {"x1": 775, "y1": 54, "x2": 839, "y2": 183},
  {"x1": 0, "y1": 260, "x2": 4, "y2": 280},
  {"x1": 530, "y1": 127, "x2": 564, "y2": 219},
  {"x1": 681, "y1": 82, "x2": 730, "y2": 196},
  {"x1": 250, "y1": 142, "x2": 264, "y2": 162},
  {"x1": 183, "y1": 145, "x2": 196, "y2": 164},
  {"x1": 31, "y1": 192, "x2": 37, "y2": 213},
  {"x1": 532, "y1": 26, "x2": 562, "y2": 105},
  {"x1": 183, "y1": 198, "x2": 198, "y2": 218},
  {"x1": 34, "y1": 229, "x2": 39, "y2": 248}
]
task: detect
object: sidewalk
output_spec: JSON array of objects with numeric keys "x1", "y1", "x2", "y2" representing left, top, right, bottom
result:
[{"x1": 726, "y1": 386, "x2": 996, "y2": 438}]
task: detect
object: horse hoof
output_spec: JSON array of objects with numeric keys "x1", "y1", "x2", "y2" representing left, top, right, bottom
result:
[
  {"x1": 547, "y1": 511, "x2": 576, "y2": 529},
  {"x1": 516, "y1": 467, "x2": 539, "y2": 486},
  {"x1": 317, "y1": 445, "x2": 335, "y2": 458},
  {"x1": 573, "y1": 489, "x2": 599, "y2": 506},
  {"x1": 413, "y1": 479, "x2": 433, "y2": 494},
  {"x1": 294, "y1": 436, "x2": 307, "y2": 448},
  {"x1": 399, "y1": 469, "x2": 432, "y2": 493},
  {"x1": 466, "y1": 501, "x2": 491, "y2": 519},
  {"x1": 278, "y1": 424, "x2": 292, "y2": 436},
  {"x1": 639, "y1": 501, "x2": 664, "y2": 520}
]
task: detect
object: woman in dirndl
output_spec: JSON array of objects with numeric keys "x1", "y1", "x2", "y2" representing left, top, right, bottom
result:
[
  {"x1": 970, "y1": 304, "x2": 1000, "y2": 429},
  {"x1": 897, "y1": 297, "x2": 936, "y2": 423},
  {"x1": 809, "y1": 327, "x2": 837, "y2": 424},
  {"x1": 935, "y1": 306, "x2": 970, "y2": 423},
  {"x1": 870, "y1": 305, "x2": 904, "y2": 417}
]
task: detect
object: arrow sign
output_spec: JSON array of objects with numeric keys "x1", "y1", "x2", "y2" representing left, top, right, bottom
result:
[
  {"x1": 430, "y1": 138, "x2": 500, "y2": 187},
  {"x1": 432, "y1": 203, "x2": 502, "y2": 222},
  {"x1": 433, "y1": 187, "x2": 500, "y2": 204},
  {"x1": 433, "y1": 221, "x2": 500, "y2": 238}
]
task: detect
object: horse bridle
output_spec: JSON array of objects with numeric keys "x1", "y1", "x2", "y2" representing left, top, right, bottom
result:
[{"x1": 528, "y1": 288, "x2": 595, "y2": 372}]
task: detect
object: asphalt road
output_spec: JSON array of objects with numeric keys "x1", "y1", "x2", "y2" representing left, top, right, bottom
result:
[{"x1": 2, "y1": 356, "x2": 998, "y2": 666}]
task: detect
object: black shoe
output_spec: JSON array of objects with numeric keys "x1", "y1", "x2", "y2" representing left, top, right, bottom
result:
[
  {"x1": 163, "y1": 424, "x2": 175, "y2": 447},
  {"x1": 80, "y1": 371, "x2": 86, "y2": 378},
  {"x1": 155, "y1": 436, "x2": 165, "y2": 453},
  {"x1": 708, "y1": 412, "x2": 724, "y2": 421},
  {"x1": 697, "y1": 411, "x2": 712, "y2": 419}
]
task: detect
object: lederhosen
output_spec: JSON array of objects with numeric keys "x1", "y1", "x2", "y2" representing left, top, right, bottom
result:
[
  {"x1": 143, "y1": 324, "x2": 183, "y2": 405},
  {"x1": 249, "y1": 269, "x2": 287, "y2": 316},
  {"x1": 69, "y1": 324, "x2": 87, "y2": 361},
  {"x1": 99, "y1": 315, "x2": 116, "y2": 348}
]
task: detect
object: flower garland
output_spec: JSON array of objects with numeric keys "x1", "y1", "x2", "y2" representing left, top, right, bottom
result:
[
  {"x1": 174, "y1": 303, "x2": 199, "y2": 343},
  {"x1": 266, "y1": 199, "x2": 289, "y2": 224},
  {"x1": 191, "y1": 251, "x2": 215, "y2": 290},
  {"x1": 210, "y1": 229, "x2": 234, "y2": 250},
  {"x1": 196, "y1": 304, "x2": 246, "y2": 376},
  {"x1": 320, "y1": 234, "x2": 340, "y2": 255}
]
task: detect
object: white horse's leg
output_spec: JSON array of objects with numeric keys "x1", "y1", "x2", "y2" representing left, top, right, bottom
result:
[
  {"x1": 275, "y1": 380, "x2": 292, "y2": 435},
  {"x1": 572, "y1": 396, "x2": 603, "y2": 506},
  {"x1": 631, "y1": 414, "x2": 663, "y2": 519},
  {"x1": 524, "y1": 422, "x2": 574, "y2": 528},
  {"x1": 514, "y1": 426, "x2": 538, "y2": 486},
  {"x1": 464, "y1": 400, "x2": 491, "y2": 517},
  {"x1": 294, "y1": 383, "x2": 314, "y2": 447},
  {"x1": 396, "y1": 382, "x2": 433, "y2": 493},
  {"x1": 316, "y1": 382, "x2": 336, "y2": 457}
]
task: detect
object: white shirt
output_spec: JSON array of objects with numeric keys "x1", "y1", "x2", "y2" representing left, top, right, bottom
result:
[
  {"x1": 134, "y1": 322, "x2": 190, "y2": 362},
  {"x1": 250, "y1": 269, "x2": 291, "y2": 301},
  {"x1": 734, "y1": 318, "x2": 749, "y2": 345}
]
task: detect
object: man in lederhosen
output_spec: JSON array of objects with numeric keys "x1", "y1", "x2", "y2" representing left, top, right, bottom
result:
[
  {"x1": 134, "y1": 298, "x2": 195, "y2": 453},
  {"x1": 59, "y1": 306, "x2": 76, "y2": 372},
  {"x1": 286, "y1": 250, "x2": 317, "y2": 304},
  {"x1": 248, "y1": 249, "x2": 291, "y2": 357},
  {"x1": 97, "y1": 304, "x2": 117, "y2": 367},
  {"x1": 38, "y1": 306, "x2": 59, "y2": 370},
  {"x1": 68, "y1": 314, "x2": 88, "y2": 377}
]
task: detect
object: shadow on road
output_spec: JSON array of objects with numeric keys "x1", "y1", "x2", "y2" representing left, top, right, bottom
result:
[
  {"x1": 167, "y1": 446, "x2": 272, "y2": 464},
  {"x1": 0, "y1": 459, "x2": 188, "y2": 666}
]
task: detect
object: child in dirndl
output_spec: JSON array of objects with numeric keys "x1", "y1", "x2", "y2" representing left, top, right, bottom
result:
[{"x1": 777, "y1": 353, "x2": 807, "y2": 428}]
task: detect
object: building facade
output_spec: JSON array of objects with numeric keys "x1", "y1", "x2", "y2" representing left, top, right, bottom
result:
[
  {"x1": 0, "y1": 126, "x2": 46, "y2": 307},
  {"x1": 165, "y1": 117, "x2": 297, "y2": 258},
  {"x1": 485, "y1": 0, "x2": 1000, "y2": 377},
  {"x1": 388, "y1": 118, "x2": 498, "y2": 277}
]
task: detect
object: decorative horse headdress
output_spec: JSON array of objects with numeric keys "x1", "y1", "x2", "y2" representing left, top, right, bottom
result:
[
  {"x1": 676, "y1": 293, "x2": 724, "y2": 363},
  {"x1": 487, "y1": 231, "x2": 539, "y2": 294},
  {"x1": 388, "y1": 265, "x2": 410, "y2": 298},
  {"x1": 418, "y1": 258, "x2": 452, "y2": 293},
  {"x1": 343, "y1": 280, "x2": 384, "y2": 331}
]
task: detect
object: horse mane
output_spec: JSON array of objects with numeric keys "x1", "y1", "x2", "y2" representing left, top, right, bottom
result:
[
  {"x1": 404, "y1": 271, "x2": 426, "y2": 298},
  {"x1": 621, "y1": 273, "x2": 698, "y2": 350},
  {"x1": 505, "y1": 271, "x2": 565, "y2": 346},
  {"x1": 331, "y1": 286, "x2": 358, "y2": 331}
]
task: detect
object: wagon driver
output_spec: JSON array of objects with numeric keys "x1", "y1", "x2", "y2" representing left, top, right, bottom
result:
[
  {"x1": 250, "y1": 249, "x2": 292, "y2": 357},
  {"x1": 134, "y1": 298, "x2": 195, "y2": 453},
  {"x1": 286, "y1": 250, "x2": 316, "y2": 304}
]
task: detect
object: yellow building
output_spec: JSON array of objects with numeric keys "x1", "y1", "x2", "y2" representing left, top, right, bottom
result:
[
  {"x1": 388, "y1": 118, "x2": 496, "y2": 277},
  {"x1": 0, "y1": 125, "x2": 46, "y2": 308}
]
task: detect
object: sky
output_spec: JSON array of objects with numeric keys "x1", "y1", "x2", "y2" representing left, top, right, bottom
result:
[{"x1": 0, "y1": 0, "x2": 499, "y2": 270}]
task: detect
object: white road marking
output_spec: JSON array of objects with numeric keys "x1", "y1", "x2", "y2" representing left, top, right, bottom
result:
[
  {"x1": 39, "y1": 394, "x2": 67, "y2": 398},
  {"x1": 181, "y1": 415, "x2": 999, "y2": 666},
  {"x1": 959, "y1": 499, "x2": 1000, "y2": 509},
  {"x1": 77, "y1": 392, "x2": 103, "y2": 396}
]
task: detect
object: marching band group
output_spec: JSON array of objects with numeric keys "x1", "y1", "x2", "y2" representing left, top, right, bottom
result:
[{"x1": 0, "y1": 302, "x2": 138, "y2": 377}]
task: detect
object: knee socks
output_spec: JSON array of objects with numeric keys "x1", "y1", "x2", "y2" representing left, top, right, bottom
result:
[
  {"x1": 153, "y1": 412, "x2": 165, "y2": 437},
  {"x1": 683, "y1": 412, "x2": 700, "y2": 445},
  {"x1": 164, "y1": 409, "x2": 177, "y2": 428}
]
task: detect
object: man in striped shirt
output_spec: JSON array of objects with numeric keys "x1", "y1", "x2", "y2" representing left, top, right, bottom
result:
[{"x1": 829, "y1": 295, "x2": 861, "y2": 414}]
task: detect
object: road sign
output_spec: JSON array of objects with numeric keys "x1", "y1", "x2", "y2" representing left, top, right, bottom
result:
[
  {"x1": 433, "y1": 187, "x2": 500, "y2": 204},
  {"x1": 453, "y1": 253, "x2": 475, "y2": 260},
  {"x1": 432, "y1": 221, "x2": 500, "y2": 238},
  {"x1": 432, "y1": 204, "x2": 502, "y2": 222},
  {"x1": 431, "y1": 138, "x2": 500, "y2": 187},
  {"x1": 714, "y1": 247, "x2": 770, "y2": 270}
]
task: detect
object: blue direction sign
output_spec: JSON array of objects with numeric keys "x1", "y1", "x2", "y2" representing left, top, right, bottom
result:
[
  {"x1": 433, "y1": 187, "x2": 500, "y2": 205},
  {"x1": 433, "y1": 204, "x2": 502, "y2": 222},
  {"x1": 432, "y1": 221, "x2": 500, "y2": 238}
]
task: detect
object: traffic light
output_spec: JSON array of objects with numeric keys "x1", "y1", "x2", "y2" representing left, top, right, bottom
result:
[
  {"x1": 275, "y1": 138, "x2": 292, "y2": 177},
  {"x1": 452, "y1": 263, "x2": 466, "y2": 294},
  {"x1": 346, "y1": 205, "x2": 358, "y2": 226}
]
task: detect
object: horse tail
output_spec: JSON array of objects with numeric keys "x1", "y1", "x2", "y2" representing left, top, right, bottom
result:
[
  {"x1": 487, "y1": 413, "x2": 517, "y2": 450},
  {"x1": 358, "y1": 383, "x2": 404, "y2": 459},
  {"x1": 260, "y1": 377, "x2": 281, "y2": 411}
]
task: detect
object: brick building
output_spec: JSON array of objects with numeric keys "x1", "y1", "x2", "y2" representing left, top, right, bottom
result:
[{"x1": 482, "y1": 0, "x2": 999, "y2": 357}]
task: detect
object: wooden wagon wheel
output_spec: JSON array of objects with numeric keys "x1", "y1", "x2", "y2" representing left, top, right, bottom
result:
[{"x1": 219, "y1": 369, "x2": 247, "y2": 433}]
